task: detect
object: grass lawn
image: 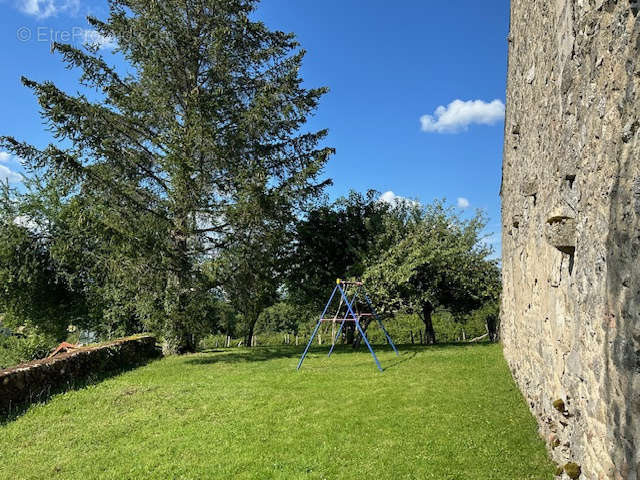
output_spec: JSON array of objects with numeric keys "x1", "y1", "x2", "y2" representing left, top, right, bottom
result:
[{"x1": 0, "y1": 343, "x2": 554, "y2": 479}]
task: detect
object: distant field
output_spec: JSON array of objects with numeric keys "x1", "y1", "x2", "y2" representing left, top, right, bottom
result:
[{"x1": 0, "y1": 343, "x2": 553, "y2": 479}]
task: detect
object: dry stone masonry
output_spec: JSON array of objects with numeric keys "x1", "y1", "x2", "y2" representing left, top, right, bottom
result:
[
  {"x1": 501, "y1": 1, "x2": 640, "y2": 478},
  {"x1": 0, "y1": 335, "x2": 160, "y2": 415}
]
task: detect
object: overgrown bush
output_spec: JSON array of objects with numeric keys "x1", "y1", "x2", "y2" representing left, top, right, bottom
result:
[{"x1": 0, "y1": 331, "x2": 54, "y2": 370}]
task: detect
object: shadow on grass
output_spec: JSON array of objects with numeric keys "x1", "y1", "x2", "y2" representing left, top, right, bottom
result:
[
  {"x1": 187, "y1": 341, "x2": 496, "y2": 367},
  {"x1": 0, "y1": 356, "x2": 161, "y2": 426},
  {"x1": 187, "y1": 346, "x2": 302, "y2": 365},
  {"x1": 396, "y1": 341, "x2": 496, "y2": 351},
  {"x1": 380, "y1": 350, "x2": 418, "y2": 370}
]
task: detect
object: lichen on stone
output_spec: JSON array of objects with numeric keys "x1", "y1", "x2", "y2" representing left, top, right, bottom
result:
[
  {"x1": 563, "y1": 463, "x2": 581, "y2": 480},
  {"x1": 552, "y1": 398, "x2": 565, "y2": 413}
]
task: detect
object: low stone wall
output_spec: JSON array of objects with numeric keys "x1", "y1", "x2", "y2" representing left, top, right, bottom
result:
[{"x1": 0, "y1": 335, "x2": 160, "y2": 414}]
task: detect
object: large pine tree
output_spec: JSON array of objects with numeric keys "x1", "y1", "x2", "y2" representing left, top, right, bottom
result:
[{"x1": 1, "y1": 0, "x2": 332, "y2": 353}]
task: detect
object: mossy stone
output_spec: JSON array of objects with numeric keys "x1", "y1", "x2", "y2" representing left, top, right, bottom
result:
[
  {"x1": 563, "y1": 462, "x2": 581, "y2": 479},
  {"x1": 554, "y1": 465, "x2": 564, "y2": 476},
  {"x1": 552, "y1": 398, "x2": 565, "y2": 412}
]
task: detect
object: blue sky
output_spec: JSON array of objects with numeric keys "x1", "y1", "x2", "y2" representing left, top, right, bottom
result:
[{"x1": 0, "y1": 0, "x2": 509, "y2": 254}]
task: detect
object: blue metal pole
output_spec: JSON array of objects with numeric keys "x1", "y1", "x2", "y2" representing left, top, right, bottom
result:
[
  {"x1": 328, "y1": 291, "x2": 358, "y2": 357},
  {"x1": 296, "y1": 320, "x2": 323, "y2": 370},
  {"x1": 297, "y1": 285, "x2": 338, "y2": 370},
  {"x1": 338, "y1": 284, "x2": 383, "y2": 372},
  {"x1": 355, "y1": 320, "x2": 383, "y2": 372},
  {"x1": 363, "y1": 290, "x2": 399, "y2": 356}
]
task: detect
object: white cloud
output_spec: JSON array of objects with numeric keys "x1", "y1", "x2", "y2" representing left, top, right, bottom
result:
[
  {"x1": 379, "y1": 191, "x2": 418, "y2": 207},
  {"x1": 82, "y1": 29, "x2": 117, "y2": 50},
  {"x1": 379, "y1": 191, "x2": 398, "y2": 204},
  {"x1": 0, "y1": 151, "x2": 24, "y2": 165},
  {"x1": 19, "y1": 0, "x2": 57, "y2": 18},
  {"x1": 420, "y1": 99, "x2": 505, "y2": 133},
  {"x1": 457, "y1": 197, "x2": 470, "y2": 209},
  {"x1": 17, "y1": 0, "x2": 79, "y2": 18},
  {"x1": 0, "y1": 165, "x2": 23, "y2": 183}
]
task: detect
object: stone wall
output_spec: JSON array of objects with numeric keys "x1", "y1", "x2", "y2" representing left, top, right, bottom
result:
[
  {"x1": 501, "y1": 1, "x2": 640, "y2": 479},
  {"x1": 0, "y1": 335, "x2": 160, "y2": 414}
]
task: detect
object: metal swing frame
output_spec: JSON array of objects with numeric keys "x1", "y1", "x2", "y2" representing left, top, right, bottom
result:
[{"x1": 297, "y1": 279, "x2": 399, "y2": 372}]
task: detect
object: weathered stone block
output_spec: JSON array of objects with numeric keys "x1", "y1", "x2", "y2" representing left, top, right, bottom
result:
[
  {"x1": 521, "y1": 179, "x2": 538, "y2": 196},
  {"x1": 545, "y1": 217, "x2": 576, "y2": 253}
]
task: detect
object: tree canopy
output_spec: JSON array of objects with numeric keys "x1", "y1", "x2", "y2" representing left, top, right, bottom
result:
[
  {"x1": 1, "y1": 0, "x2": 332, "y2": 353},
  {"x1": 285, "y1": 190, "x2": 405, "y2": 310},
  {"x1": 364, "y1": 201, "x2": 500, "y2": 344}
]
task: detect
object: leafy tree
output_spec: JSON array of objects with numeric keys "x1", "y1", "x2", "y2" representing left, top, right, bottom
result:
[
  {"x1": 0, "y1": 183, "x2": 87, "y2": 342},
  {"x1": 364, "y1": 201, "x2": 500, "y2": 344},
  {"x1": 1, "y1": 0, "x2": 332, "y2": 353},
  {"x1": 208, "y1": 217, "x2": 285, "y2": 346},
  {"x1": 286, "y1": 190, "x2": 404, "y2": 310},
  {"x1": 256, "y1": 302, "x2": 305, "y2": 334}
]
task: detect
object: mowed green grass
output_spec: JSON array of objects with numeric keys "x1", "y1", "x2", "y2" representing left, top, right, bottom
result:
[{"x1": 0, "y1": 343, "x2": 554, "y2": 479}]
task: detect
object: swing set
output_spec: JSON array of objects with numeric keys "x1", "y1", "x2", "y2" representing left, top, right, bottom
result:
[{"x1": 297, "y1": 279, "x2": 399, "y2": 372}]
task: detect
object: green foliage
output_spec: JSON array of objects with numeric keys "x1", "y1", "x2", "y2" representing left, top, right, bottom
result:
[
  {"x1": 0, "y1": 330, "x2": 55, "y2": 369},
  {"x1": 464, "y1": 300, "x2": 500, "y2": 341},
  {"x1": 1, "y1": 0, "x2": 332, "y2": 352},
  {"x1": 256, "y1": 302, "x2": 314, "y2": 335},
  {"x1": 364, "y1": 200, "x2": 501, "y2": 344},
  {"x1": 0, "y1": 344, "x2": 555, "y2": 478},
  {"x1": 0, "y1": 186, "x2": 88, "y2": 340},
  {"x1": 208, "y1": 218, "x2": 288, "y2": 345},
  {"x1": 286, "y1": 190, "x2": 401, "y2": 309},
  {"x1": 202, "y1": 309, "x2": 492, "y2": 349}
]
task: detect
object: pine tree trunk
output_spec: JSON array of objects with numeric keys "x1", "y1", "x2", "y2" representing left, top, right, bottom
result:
[
  {"x1": 422, "y1": 302, "x2": 436, "y2": 345},
  {"x1": 163, "y1": 228, "x2": 195, "y2": 355}
]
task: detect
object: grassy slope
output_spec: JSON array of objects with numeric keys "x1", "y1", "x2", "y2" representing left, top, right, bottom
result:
[{"x1": 0, "y1": 344, "x2": 553, "y2": 479}]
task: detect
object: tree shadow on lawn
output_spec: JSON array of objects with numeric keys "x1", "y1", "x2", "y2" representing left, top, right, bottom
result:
[
  {"x1": 186, "y1": 341, "x2": 496, "y2": 367},
  {"x1": 187, "y1": 346, "x2": 303, "y2": 365}
]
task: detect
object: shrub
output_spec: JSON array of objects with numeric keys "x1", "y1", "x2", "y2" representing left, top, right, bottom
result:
[{"x1": 0, "y1": 331, "x2": 54, "y2": 370}]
